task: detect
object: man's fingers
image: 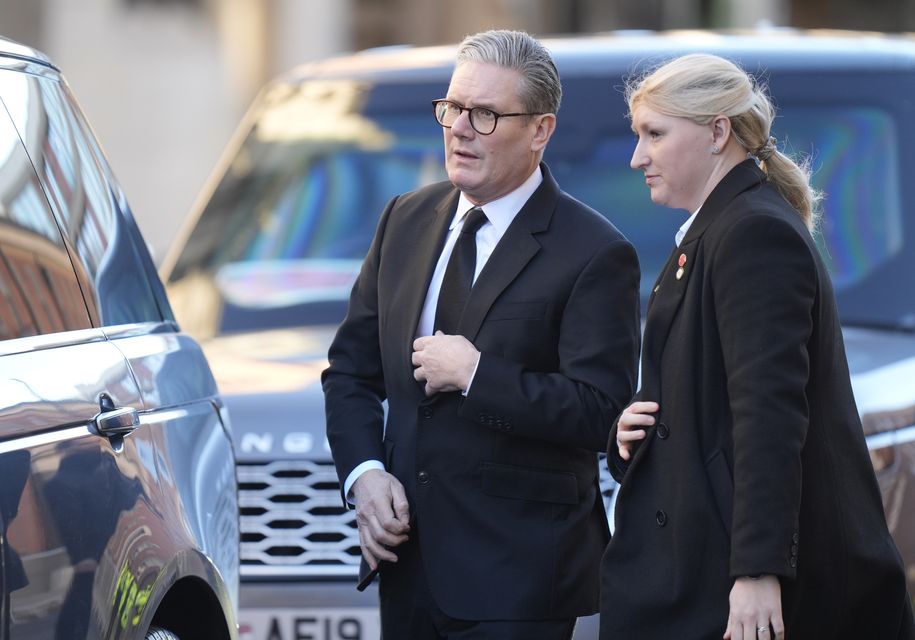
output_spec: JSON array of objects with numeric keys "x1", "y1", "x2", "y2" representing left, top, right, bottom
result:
[
  {"x1": 363, "y1": 512, "x2": 408, "y2": 548},
  {"x1": 358, "y1": 526, "x2": 381, "y2": 570},
  {"x1": 391, "y1": 482, "x2": 411, "y2": 524},
  {"x1": 771, "y1": 619, "x2": 785, "y2": 640},
  {"x1": 362, "y1": 532, "x2": 398, "y2": 565}
]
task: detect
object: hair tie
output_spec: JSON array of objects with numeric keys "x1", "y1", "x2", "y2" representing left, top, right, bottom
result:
[{"x1": 757, "y1": 135, "x2": 777, "y2": 161}]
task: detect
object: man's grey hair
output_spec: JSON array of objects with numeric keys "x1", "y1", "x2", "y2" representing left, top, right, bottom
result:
[{"x1": 456, "y1": 30, "x2": 561, "y2": 115}]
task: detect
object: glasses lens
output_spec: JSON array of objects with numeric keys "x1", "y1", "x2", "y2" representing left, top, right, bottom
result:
[
  {"x1": 470, "y1": 108, "x2": 496, "y2": 134},
  {"x1": 435, "y1": 101, "x2": 458, "y2": 127}
]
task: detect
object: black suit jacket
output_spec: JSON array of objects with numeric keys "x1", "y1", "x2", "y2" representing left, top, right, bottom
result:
[
  {"x1": 323, "y1": 163, "x2": 640, "y2": 620},
  {"x1": 601, "y1": 161, "x2": 914, "y2": 639}
]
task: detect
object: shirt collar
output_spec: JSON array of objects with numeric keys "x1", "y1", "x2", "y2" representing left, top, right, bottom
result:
[
  {"x1": 452, "y1": 165, "x2": 543, "y2": 234},
  {"x1": 675, "y1": 207, "x2": 701, "y2": 247}
]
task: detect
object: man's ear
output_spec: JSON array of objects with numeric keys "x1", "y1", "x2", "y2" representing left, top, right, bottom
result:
[{"x1": 531, "y1": 113, "x2": 557, "y2": 152}]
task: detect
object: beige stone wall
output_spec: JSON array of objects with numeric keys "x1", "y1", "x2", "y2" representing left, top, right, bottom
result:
[{"x1": 0, "y1": 0, "x2": 352, "y2": 263}]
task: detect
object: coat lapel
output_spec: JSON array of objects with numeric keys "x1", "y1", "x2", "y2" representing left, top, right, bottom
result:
[
  {"x1": 394, "y1": 188, "x2": 459, "y2": 387},
  {"x1": 639, "y1": 160, "x2": 766, "y2": 402},
  {"x1": 457, "y1": 164, "x2": 558, "y2": 340}
]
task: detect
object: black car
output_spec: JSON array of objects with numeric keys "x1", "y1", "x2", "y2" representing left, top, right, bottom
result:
[
  {"x1": 0, "y1": 37, "x2": 239, "y2": 639},
  {"x1": 161, "y1": 29, "x2": 915, "y2": 639}
]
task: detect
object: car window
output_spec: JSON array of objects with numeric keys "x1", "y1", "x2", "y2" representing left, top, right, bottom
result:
[
  {"x1": 2, "y1": 68, "x2": 164, "y2": 328},
  {"x1": 0, "y1": 79, "x2": 91, "y2": 340},
  {"x1": 167, "y1": 71, "x2": 915, "y2": 336}
]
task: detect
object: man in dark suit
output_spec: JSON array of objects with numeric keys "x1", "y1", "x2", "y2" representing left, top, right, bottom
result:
[{"x1": 323, "y1": 29, "x2": 640, "y2": 639}]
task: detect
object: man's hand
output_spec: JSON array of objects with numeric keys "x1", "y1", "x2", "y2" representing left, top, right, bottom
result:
[
  {"x1": 352, "y1": 469, "x2": 411, "y2": 570},
  {"x1": 616, "y1": 401, "x2": 658, "y2": 460},
  {"x1": 412, "y1": 331, "x2": 480, "y2": 396},
  {"x1": 724, "y1": 575, "x2": 785, "y2": 640}
]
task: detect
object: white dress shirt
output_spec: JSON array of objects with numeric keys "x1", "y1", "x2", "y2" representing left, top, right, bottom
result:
[
  {"x1": 676, "y1": 208, "x2": 700, "y2": 246},
  {"x1": 343, "y1": 166, "x2": 544, "y2": 501}
]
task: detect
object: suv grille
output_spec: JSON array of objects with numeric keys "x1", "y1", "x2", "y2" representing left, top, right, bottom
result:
[
  {"x1": 238, "y1": 460, "x2": 360, "y2": 577},
  {"x1": 238, "y1": 458, "x2": 619, "y2": 578}
]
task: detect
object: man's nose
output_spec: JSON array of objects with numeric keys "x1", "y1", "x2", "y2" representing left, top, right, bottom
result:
[{"x1": 450, "y1": 109, "x2": 475, "y2": 138}]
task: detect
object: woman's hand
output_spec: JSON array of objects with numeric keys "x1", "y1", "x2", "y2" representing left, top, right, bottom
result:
[
  {"x1": 616, "y1": 401, "x2": 659, "y2": 460},
  {"x1": 724, "y1": 575, "x2": 785, "y2": 640}
]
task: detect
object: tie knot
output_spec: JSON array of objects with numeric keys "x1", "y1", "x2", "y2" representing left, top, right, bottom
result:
[{"x1": 461, "y1": 207, "x2": 487, "y2": 235}]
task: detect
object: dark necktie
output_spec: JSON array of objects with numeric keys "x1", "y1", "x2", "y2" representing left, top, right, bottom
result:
[{"x1": 434, "y1": 206, "x2": 488, "y2": 335}]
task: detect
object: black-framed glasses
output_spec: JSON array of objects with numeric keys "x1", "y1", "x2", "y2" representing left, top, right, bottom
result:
[{"x1": 431, "y1": 99, "x2": 542, "y2": 135}]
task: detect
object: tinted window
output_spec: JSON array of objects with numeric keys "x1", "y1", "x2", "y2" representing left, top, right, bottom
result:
[
  {"x1": 168, "y1": 70, "x2": 915, "y2": 335},
  {"x1": 5, "y1": 69, "x2": 163, "y2": 327},
  {"x1": 0, "y1": 77, "x2": 90, "y2": 340}
]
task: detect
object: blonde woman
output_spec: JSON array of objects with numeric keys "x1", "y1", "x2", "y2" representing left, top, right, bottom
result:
[{"x1": 601, "y1": 53, "x2": 914, "y2": 640}]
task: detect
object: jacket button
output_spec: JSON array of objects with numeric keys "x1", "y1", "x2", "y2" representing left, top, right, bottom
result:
[
  {"x1": 657, "y1": 422, "x2": 670, "y2": 439},
  {"x1": 656, "y1": 510, "x2": 668, "y2": 527},
  {"x1": 421, "y1": 407, "x2": 433, "y2": 419},
  {"x1": 789, "y1": 556, "x2": 797, "y2": 568},
  {"x1": 504, "y1": 424, "x2": 513, "y2": 432},
  {"x1": 790, "y1": 544, "x2": 798, "y2": 555},
  {"x1": 417, "y1": 471, "x2": 430, "y2": 485},
  {"x1": 792, "y1": 532, "x2": 799, "y2": 544}
]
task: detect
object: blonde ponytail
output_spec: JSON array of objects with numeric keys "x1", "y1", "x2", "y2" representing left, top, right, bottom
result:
[{"x1": 627, "y1": 53, "x2": 822, "y2": 230}]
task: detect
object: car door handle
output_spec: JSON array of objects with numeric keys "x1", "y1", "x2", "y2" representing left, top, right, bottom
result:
[{"x1": 95, "y1": 406, "x2": 140, "y2": 436}]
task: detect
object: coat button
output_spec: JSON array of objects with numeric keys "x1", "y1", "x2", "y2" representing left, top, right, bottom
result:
[
  {"x1": 421, "y1": 407, "x2": 433, "y2": 418},
  {"x1": 790, "y1": 544, "x2": 798, "y2": 555},
  {"x1": 792, "y1": 532, "x2": 799, "y2": 544},
  {"x1": 657, "y1": 422, "x2": 670, "y2": 439},
  {"x1": 656, "y1": 510, "x2": 668, "y2": 527},
  {"x1": 417, "y1": 471, "x2": 430, "y2": 485},
  {"x1": 789, "y1": 556, "x2": 797, "y2": 568}
]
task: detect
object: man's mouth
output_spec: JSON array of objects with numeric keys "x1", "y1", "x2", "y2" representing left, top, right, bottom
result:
[{"x1": 453, "y1": 148, "x2": 479, "y2": 160}]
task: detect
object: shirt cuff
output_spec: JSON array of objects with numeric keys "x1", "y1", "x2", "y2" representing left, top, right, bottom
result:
[
  {"x1": 461, "y1": 351, "x2": 482, "y2": 397},
  {"x1": 343, "y1": 460, "x2": 386, "y2": 505}
]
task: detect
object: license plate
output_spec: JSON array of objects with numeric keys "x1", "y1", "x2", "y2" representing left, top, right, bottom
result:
[{"x1": 239, "y1": 607, "x2": 380, "y2": 640}]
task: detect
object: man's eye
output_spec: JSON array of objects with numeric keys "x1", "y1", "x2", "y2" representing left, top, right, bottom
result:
[{"x1": 476, "y1": 108, "x2": 495, "y2": 119}]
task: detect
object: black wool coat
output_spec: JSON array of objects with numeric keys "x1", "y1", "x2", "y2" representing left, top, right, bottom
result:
[{"x1": 600, "y1": 161, "x2": 914, "y2": 639}]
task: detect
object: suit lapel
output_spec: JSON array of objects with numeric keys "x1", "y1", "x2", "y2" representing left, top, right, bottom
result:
[
  {"x1": 394, "y1": 189, "x2": 459, "y2": 387},
  {"x1": 457, "y1": 164, "x2": 558, "y2": 340},
  {"x1": 639, "y1": 160, "x2": 766, "y2": 402}
]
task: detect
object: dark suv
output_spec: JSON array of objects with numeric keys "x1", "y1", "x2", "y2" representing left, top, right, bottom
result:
[
  {"x1": 0, "y1": 37, "x2": 239, "y2": 639},
  {"x1": 161, "y1": 29, "x2": 915, "y2": 638}
]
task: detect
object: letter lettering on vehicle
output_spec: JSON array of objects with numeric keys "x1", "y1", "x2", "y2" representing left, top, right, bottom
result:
[
  {"x1": 338, "y1": 619, "x2": 362, "y2": 639},
  {"x1": 283, "y1": 432, "x2": 313, "y2": 453},
  {"x1": 240, "y1": 432, "x2": 273, "y2": 453}
]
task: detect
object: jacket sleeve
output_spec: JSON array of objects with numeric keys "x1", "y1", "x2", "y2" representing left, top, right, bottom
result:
[
  {"x1": 458, "y1": 237, "x2": 641, "y2": 452},
  {"x1": 322, "y1": 196, "x2": 396, "y2": 496},
  {"x1": 712, "y1": 213, "x2": 816, "y2": 580}
]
